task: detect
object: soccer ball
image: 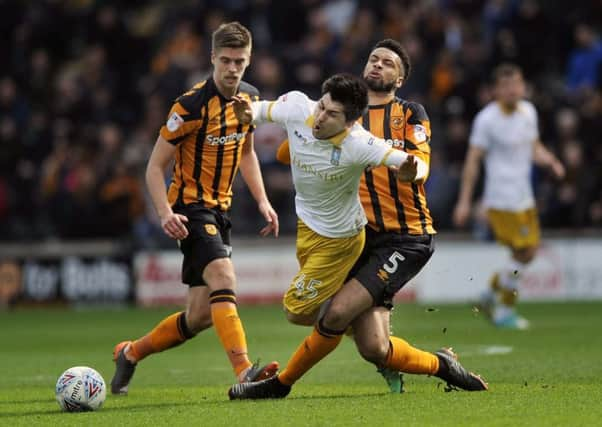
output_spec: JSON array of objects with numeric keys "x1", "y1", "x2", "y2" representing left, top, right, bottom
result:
[{"x1": 55, "y1": 366, "x2": 106, "y2": 412}]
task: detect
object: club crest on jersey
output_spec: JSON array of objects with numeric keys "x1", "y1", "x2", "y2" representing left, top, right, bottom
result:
[
  {"x1": 330, "y1": 147, "x2": 341, "y2": 165},
  {"x1": 166, "y1": 112, "x2": 184, "y2": 132},
  {"x1": 204, "y1": 224, "x2": 217, "y2": 236},
  {"x1": 391, "y1": 116, "x2": 404, "y2": 130}
]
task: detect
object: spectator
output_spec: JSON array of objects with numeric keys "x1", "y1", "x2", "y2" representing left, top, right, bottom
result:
[
  {"x1": 566, "y1": 22, "x2": 602, "y2": 93},
  {"x1": 0, "y1": 1, "x2": 600, "y2": 244}
]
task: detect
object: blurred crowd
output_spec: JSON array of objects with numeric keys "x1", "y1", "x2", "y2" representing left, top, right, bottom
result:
[{"x1": 0, "y1": 0, "x2": 601, "y2": 246}]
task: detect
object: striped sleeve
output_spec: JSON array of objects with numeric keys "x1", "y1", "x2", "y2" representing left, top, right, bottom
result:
[
  {"x1": 160, "y1": 86, "x2": 206, "y2": 145},
  {"x1": 403, "y1": 102, "x2": 431, "y2": 162}
]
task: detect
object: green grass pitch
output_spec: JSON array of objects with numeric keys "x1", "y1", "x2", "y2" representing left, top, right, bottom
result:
[{"x1": 1, "y1": 302, "x2": 601, "y2": 426}]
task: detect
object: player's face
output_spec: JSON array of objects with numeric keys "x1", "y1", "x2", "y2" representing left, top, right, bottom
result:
[
  {"x1": 363, "y1": 47, "x2": 403, "y2": 93},
  {"x1": 211, "y1": 47, "x2": 251, "y2": 95},
  {"x1": 495, "y1": 73, "x2": 526, "y2": 108},
  {"x1": 312, "y1": 93, "x2": 349, "y2": 139}
]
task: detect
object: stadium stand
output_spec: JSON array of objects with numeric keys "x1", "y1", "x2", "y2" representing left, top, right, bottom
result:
[{"x1": 0, "y1": 1, "x2": 600, "y2": 248}]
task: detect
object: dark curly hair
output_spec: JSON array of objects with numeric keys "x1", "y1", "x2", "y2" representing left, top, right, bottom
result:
[
  {"x1": 372, "y1": 39, "x2": 411, "y2": 80},
  {"x1": 321, "y1": 73, "x2": 368, "y2": 122}
]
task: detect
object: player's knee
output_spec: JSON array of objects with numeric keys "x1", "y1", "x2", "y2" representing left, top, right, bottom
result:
[
  {"x1": 514, "y1": 246, "x2": 537, "y2": 264},
  {"x1": 203, "y1": 260, "x2": 236, "y2": 289},
  {"x1": 356, "y1": 339, "x2": 389, "y2": 365},
  {"x1": 322, "y1": 304, "x2": 349, "y2": 331},
  {"x1": 523, "y1": 247, "x2": 537, "y2": 263},
  {"x1": 206, "y1": 271, "x2": 236, "y2": 287}
]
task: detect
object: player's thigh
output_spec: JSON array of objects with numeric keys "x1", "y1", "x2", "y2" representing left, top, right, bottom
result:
[
  {"x1": 283, "y1": 225, "x2": 365, "y2": 316},
  {"x1": 354, "y1": 233, "x2": 434, "y2": 309},
  {"x1": 176, "y1": 205, "x2": 232, "y2": 287},
  {"x1": 326, "y1": 278, "x2": 374, "y2": 328},
  {"x1": 487, "y1": 208, "x2": 540, "y2": 250}
]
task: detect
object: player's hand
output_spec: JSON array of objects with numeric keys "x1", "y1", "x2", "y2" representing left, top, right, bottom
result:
[
  {"x1": 551, "y1": 160, "x2": 566, "y2": 180},
  {"x1": 452, "y1": 201, "x2": 471, "y2": 228},
  {"x1": 396, "y1": 154, "x2": 418, "y2": 182},
  {"x1": 258, "y1": 200, "x2": 279, "y2": 237},
  {"x1": 231, "y1": 95, "x2": 253, "y2": 124},
  {"x1": 161, "y1": 212, "x2": 189, "y2": 240}
]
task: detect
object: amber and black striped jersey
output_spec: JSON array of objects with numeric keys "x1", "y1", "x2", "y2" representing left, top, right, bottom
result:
[
  {"x1": 358, "y1": 98, "x2": 435, "y2": 235},
  {"x1": 159, "y1": 78, "x2": 259, "y2": 211}
]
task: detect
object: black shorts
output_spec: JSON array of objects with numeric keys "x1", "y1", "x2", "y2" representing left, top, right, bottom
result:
[
  {"x1": 172, "y1": 203, "x2": 232, "y2": 286},
  {"x1": 347, "y1": 228, "x2": 434, "y2": 309}
]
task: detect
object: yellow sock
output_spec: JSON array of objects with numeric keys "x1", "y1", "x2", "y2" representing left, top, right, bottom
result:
[
  {"x1": 129, "y1": 312, "x2": 191, "y2": 362},
  {"x1": 384, "y1": 336, "x2": 439, "y2": 375},
  {"x1": 498, "y1": 288, "x2": 518, "y2": 306},
  {"x1": 491, "y1": 272, "x2": 518, "y2": 305},
  {"x1": 490, "y1": 273, "x2": 501, "y2": 292},
  {"x1": 279, "y1": 321, "x2": 344, "y2": 386},
  {"x1": 210, "y1": 290, "x2": 252, "y2": 377}
]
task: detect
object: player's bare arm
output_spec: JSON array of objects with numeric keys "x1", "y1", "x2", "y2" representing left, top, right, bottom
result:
[
  {"x1": 239, "y1": 132, "x2": 279, "y2": 237},
  {"x1": 145, "y1": 135, "x2": 189, "y2": 240},
  {"x1": 533, "y1": 139, "x2": 566, "y2": 180},
  {"x1": 453, "y1": 145, "x2": 485, "y2": 227}
]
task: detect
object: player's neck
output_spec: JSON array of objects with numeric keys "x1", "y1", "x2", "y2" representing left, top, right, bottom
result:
[
  {"x1": 497, "y1": 100, "x2": 518, "y2": 114},
  {"x1": 213, "y1": 79, "x2": 238, "y2": 100},
  {"x1": 368, "y1": 91, "x2": 395, "y2": 106}
]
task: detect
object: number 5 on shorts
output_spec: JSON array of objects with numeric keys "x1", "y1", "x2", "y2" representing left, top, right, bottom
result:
[{"x1": 383, "y1": 251, "x2": 405, "y2": 274}]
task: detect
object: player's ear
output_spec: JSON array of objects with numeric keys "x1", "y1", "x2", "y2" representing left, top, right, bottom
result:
[
  {"x1": 243, "y1": 46, "x2": 252, "y2": 66},
  {"x1": 396, "y1": 76, "x2": 404, "y2": 89}
]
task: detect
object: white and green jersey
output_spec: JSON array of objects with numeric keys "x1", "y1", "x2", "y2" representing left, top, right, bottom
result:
[
  {"x1": 470, "y1": 100, "x2": 539, "y2": 211},
  {"x1": 252, "y1": 91, "x2": 411, "y2": 238}
]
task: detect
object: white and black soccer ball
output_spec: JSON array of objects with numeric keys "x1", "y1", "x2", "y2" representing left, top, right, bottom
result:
[{"x1": 55, "y1": 366, "x2": 106, "y2": 412}]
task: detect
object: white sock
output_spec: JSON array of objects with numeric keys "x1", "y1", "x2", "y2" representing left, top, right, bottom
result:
[{"x1": 492, "y1": 304, "x2": 515, "y2": 322}]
